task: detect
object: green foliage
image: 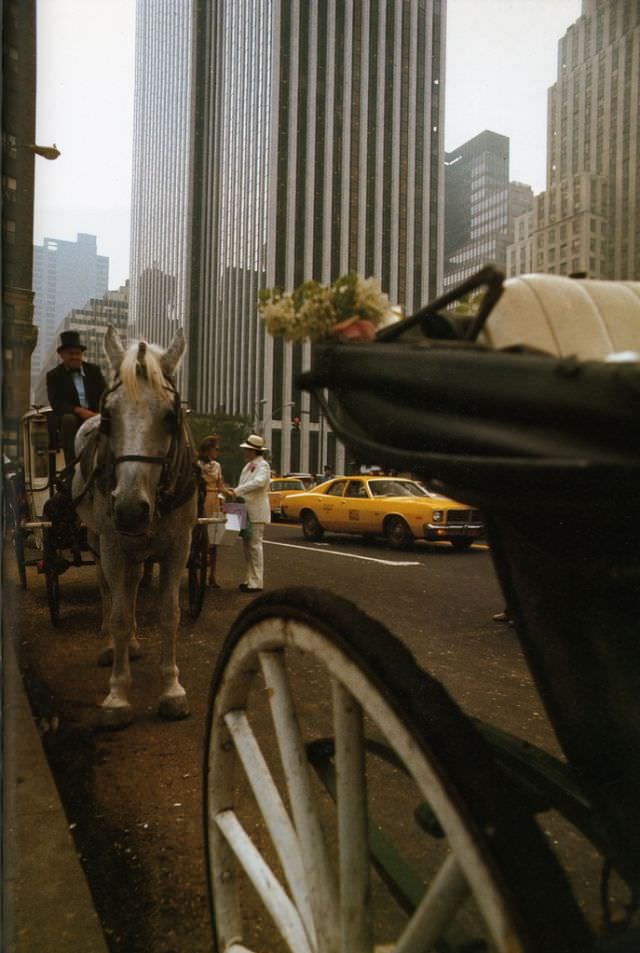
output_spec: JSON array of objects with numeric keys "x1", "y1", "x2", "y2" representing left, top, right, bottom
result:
[{"x1": 187, "y1": 411, "x2": 253, "y2": 484}]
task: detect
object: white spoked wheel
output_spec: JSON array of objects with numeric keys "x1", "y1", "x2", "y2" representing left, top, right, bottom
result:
[{"x1": 204, "y1": 588, "x2": 589, "y2": 953}]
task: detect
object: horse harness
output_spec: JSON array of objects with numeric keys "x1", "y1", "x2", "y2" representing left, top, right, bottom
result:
[{"x1": 73, "y1": 377, "x2": 197, "y2": 516}]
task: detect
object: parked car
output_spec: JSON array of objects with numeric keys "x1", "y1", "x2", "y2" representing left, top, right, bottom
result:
[
  {"x1": 281, "y1": 475, "x2": 484, "y2": 550},
  {"x1": 285, "y1": 472, "x2": 317, "y2": 489},
  {"x1": 268, "y1": 477, "x2": 308, "y2": 520}
]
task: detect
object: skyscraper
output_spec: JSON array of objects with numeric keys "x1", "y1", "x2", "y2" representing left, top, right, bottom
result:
[
  {"x1": 130, "y1": 0, "x2": 445, "y2": 475},
  {"x1": 2, "y1": 0, "x2": 38, "y2": 455},
  {"x1": 508, "y1": 0, "x2": 639, "y2": 280},
  {"x1": 129, "y1": 0, "x2": 194, "y2": 353},
  {"x1": 444, "y1": 130, "x2": 533, "y2": 289},
  {"x1": 32, "y1": 284, "x2": 130, "y2": 405},
  {"x1": 31, "y1": 233, "x2": 109, "y2": 389}
]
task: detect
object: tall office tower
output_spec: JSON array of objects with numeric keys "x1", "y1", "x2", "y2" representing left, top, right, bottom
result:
[
  {"x1": 2, "y1": 0, "x2": 38, "y2": 455},
  {"x1": 32, "y1": 284, "x2": 130, "y2": 405},
  {"x1": 508, "y1": 0, "x2": 639, "y2": 280},
  {"x1": 31, "y1": 233, "x2": 109, "y2": 388},
  {"x1": 189, "y1": 0, "x2": 445, "y2": 474},
  {"x1": 129, "y1": 0, "x2": 194, "y2": 353},
  {"x1": 444, "y1": 130, "x2": 533, "y2": 290}
]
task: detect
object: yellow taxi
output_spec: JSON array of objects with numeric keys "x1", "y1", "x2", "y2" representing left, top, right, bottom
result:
[
  {"x1": 268, "y1": 477, "x2": 308, "y2": 520},
  {"x1": 281, "y1": 475, "x2": 484, "y2": 550}
]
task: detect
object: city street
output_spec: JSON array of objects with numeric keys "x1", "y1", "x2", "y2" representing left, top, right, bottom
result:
[{"x1": 6, "y1": 523, "x2": 601, "y2": 952}]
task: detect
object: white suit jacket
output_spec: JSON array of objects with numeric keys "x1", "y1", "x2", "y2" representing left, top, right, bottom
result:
[{"x1": 235, "y1": 456, "x2": 272, "y2": 523}]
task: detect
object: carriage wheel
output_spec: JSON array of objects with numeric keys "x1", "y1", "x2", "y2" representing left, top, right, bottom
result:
[
  {"x1": 204, "y1": 587, "x2": 591, "y2": 953},
  {"x1": 14, "y1": 525, "x2": 27, "y2": 589},
  {"x1": 188, "y1": 524, "x2": 208, "y2": 620},
  {"x1": 42, "y1": 527, "x2": 61, "y2": 627}
]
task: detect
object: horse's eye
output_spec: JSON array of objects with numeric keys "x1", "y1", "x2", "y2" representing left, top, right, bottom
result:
[{"x1": 164, "y1": 411, "x2": 176, "y2": 428}]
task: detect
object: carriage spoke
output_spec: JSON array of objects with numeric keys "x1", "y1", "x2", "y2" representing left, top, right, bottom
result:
[
  {"x1": 259, "y1": 650, "x2": 340, "y2": 953},
  {"x1": 215, "y1": 809, "x2": 314, "y2": 953},
  {"x1": 394, "y1": 852, "x2": 470, "y2": 953},
  {"x1": 223, "y1": 709, "x2": 317, "y2": 947},
  {"x1": 332, "y1": 679, "x2": 373, "y2": 953}
]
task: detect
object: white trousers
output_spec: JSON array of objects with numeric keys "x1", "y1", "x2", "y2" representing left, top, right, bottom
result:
[{"x1": 242, "y1": 522, "x2": 265, "y2": 589}]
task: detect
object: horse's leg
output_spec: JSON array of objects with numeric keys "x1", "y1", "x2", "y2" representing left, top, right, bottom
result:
[
  {"x1": 87, "y1": 531, "x2": 112, "y2": 642},
  {"x1": 156, "y1": 549, "x2": 189, "y2": 720},
  {"x1": 98, "y1": 554, "x2": 142, "y2": 728},
  {"x1": 96, "y1": 558, "x2": 143, "y2": 668}
]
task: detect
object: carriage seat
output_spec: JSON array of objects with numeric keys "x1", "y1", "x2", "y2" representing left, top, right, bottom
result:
[{"x1": 478, "y1": 274, "x2": 640, "y2": 360}]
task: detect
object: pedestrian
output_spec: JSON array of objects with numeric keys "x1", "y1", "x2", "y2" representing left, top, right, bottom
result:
[
  {"x1": 46, "y1": 330, "x2": 107, "y2": 466},
  {"x1": 232, "y1": 434, "x2": 271, "y2": 593},
  {"x1": 197, "y1": 434, "x2": 228, "y2": 587}
]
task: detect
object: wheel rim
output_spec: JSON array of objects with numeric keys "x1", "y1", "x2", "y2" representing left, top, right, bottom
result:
[
  {"x1": 204, "y1": 590, "x2": 589, "y2": 953},
  {"x1": 302, "y1": 512, "x2": 321, "y2": 539},
  {"x1": 387, "y1": 517, "x2": 409, "y2": 548},
  {"x1": 188, "y1": 527, "x2": 207, "y2": 618}
]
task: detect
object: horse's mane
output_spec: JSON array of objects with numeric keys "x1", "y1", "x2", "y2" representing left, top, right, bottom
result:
[{"x1": 119, "y1": 342, "x2": 172, "y2": 402}]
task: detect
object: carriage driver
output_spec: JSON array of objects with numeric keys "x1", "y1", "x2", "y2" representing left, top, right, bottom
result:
[{"x1": 46, "y1": 330, "x2": 107, "y2": 466}]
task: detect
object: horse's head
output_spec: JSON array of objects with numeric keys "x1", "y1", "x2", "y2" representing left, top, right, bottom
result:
[{"x1": 102, "y1": 325, "x2": 186, "y2": 536}]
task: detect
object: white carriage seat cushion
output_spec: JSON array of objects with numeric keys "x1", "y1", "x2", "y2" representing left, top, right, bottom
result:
[{"x1": 478, "y1": 274, "x2": 640, "y2": 361}]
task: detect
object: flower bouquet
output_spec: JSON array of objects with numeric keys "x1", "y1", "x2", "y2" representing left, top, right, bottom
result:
[{"x1": 259, "y1": 272, "x2": 399, "y2": 343}]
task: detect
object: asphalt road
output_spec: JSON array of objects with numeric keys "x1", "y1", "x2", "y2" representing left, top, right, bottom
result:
[{"x1": 7, "y1": 523, "x2": 604, "y2": 952}]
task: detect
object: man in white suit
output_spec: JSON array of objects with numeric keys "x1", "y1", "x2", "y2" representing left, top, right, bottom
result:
[{"x1": 233, "y1": 434, "x2": 271, "y2": 592}]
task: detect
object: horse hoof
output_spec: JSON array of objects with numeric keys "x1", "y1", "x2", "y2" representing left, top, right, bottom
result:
[
  {"x1": 98, "y1": 705, "x2": 133, "y2": 730},
  {"x1": 158, "y1": 695, "x2": 190, "y2": 720},
  {"x1": 97, "y1": 645, "x2": 142, "y2": 668}
]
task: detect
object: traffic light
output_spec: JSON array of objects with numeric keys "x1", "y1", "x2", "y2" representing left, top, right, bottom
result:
[{"x1": 292, "y1": 415, "x2": 301, "y2": 431}]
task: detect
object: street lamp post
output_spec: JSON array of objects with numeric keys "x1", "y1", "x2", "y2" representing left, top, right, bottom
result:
[
  {"x1": 262, "y1": 401, "x2": 294, "y2": 473},
  {"x1": 253, "y1": 398, "x2": 268, "y2": 431}
]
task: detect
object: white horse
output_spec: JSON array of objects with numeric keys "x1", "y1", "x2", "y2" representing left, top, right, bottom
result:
[{"x1": 73, "y1": 325, "x2": 197, "y2": 729}]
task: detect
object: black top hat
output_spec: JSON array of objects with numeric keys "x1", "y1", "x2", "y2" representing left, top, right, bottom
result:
[{"x1": 57, "y1": 330, "x2": 86, "y2": 353}]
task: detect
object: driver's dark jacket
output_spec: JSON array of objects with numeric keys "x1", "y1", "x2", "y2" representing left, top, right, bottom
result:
[{"x1": 46, "y1": 361, "x2": 107, "y2": 416}]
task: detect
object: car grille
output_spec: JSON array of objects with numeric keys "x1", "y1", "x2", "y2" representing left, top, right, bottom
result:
[{"x1": 447, "y1": 509, "x2": 482, "y2": 525}]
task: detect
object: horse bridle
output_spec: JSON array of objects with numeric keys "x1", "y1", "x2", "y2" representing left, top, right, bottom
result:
[{"x1": 92, "y1": 378, "x2": 195, "y2": 514}]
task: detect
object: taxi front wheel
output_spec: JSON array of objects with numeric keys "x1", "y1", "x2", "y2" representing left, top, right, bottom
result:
[
  {"x1": 385, "y1": 516, "x2": 413, "y2": 550},
  {"x1": 301, "y1": 510, "x2": 324, "y2": 542}
]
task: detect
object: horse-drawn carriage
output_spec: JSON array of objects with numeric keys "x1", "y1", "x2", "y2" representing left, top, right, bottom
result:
[
  {"x1": 7, "y1": 405, "x2": 95, "y2": 624},
  {"x1": 7, "y1": 397, "x2": 224, "y2": 626},
  {"x1": 201, "y1": 268, "x2": 640, "y2": 952}
]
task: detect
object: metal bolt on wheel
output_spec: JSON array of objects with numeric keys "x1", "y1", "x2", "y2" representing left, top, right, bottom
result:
[{"x1": 204, "y1": 587, "x2": 590, "y2": 953}]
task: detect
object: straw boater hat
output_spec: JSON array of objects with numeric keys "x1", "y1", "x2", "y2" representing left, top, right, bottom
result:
[
  {"x1": 239, "y1": 434, "x2": 267, "y2": 452},
  {"x1": 57, "y1": 330, "x2": 86, "y2": 353}
]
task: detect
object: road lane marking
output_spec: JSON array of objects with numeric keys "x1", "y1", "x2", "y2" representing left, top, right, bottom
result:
[{"x1": 265, "y1": 540, "x2": 421, "y2": 567}]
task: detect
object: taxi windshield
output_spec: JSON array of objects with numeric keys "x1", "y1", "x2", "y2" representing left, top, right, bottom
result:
[{"x1": 369, "y1": 480, "x2": 426, "y2": 498}]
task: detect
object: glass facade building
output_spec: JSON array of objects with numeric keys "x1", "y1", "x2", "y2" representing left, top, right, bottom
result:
[
  {"x1": 129, "y1": 0, "x2": 195, "y2": 357},
  {"x1": 130, "y1": 0, "x2": 445, "y2": 474},
  {"x1": 31, "y1": 233, "x2": 109, "y2": 389},
  {"x1": 443, "y1": 130, "x2": 532, "y2": 289}
]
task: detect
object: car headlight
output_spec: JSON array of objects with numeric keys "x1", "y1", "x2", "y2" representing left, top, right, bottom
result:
[{"x1": 432, "y1": 510, "x2": 444, "y2": 522}]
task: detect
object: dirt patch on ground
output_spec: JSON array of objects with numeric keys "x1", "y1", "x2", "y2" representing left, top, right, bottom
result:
[{"x1": 8, "y1": 559, "x2": 249, "y2": 953}]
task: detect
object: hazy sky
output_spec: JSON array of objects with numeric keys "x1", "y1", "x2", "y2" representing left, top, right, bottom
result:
[{"x1": 34, "y1": 0, "x2": 582, "y2": 290}]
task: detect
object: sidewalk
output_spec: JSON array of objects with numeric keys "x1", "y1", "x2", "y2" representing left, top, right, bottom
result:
[{"x1": 3, "y1": 635, "x2": 109, "y2": 953}]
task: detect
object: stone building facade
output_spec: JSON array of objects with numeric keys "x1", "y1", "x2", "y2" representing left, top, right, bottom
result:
[{"x1": 508, "y1": 0, "x2": 639, "y2": 280}]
